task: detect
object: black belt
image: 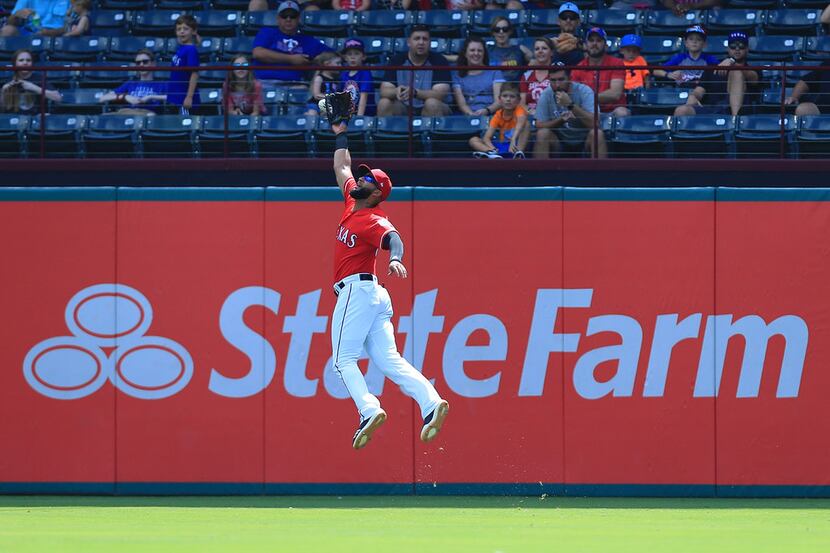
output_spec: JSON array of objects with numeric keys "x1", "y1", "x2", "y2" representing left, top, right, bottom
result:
[{"x1": 334, "y1": 273, "x2": 374, "y2": 296}]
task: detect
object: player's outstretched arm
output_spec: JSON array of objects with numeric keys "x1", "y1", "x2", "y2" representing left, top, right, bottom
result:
[{"x1": 332, "y1": 122, "x2": 353, "y2": 195}]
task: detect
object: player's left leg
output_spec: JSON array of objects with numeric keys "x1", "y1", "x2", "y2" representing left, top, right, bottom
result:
[{"x1": 364, "y1": 285, "x2": 449, "y2": 443}]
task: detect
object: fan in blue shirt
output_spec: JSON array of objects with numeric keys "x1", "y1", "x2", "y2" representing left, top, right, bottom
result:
[
  {"x1": 168, "y1": 14, "x2": 201, "y2": 113},
  {"x1": 653, "y1": 25, "x2": 719, "y2": 86},
  {"x1": 251, "y1": 1, "x2": 331, "y2": 83}
]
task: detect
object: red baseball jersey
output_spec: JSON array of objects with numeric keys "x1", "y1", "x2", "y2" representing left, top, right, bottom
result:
[{"x1": 333, "y1": 177, "x2": 397, "y2": 283}]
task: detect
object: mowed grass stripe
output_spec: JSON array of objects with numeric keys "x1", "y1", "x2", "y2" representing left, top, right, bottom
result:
[{"x1": 0, "y1": 496, "x2": 828, "y2": 553}]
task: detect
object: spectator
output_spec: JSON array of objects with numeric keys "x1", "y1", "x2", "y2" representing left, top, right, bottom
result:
[
  {"x1": 520, "y1": 37, "x2": 554, "y2": 116},
  {"x1": 482, "y1": 0, "x2": 522, "y2": 10},
  {"x1": 339, "y1": 38, "x2": 375, "y2": 117},
  {"x1": 99, "y1": 49, "x2": 167, "y2": 116},
  {"x1": 1, "y1": 0, "x2": 69, "y2": 37},
  {"x1": 652, "y1": 25, "x2": 718, "y2": 87},
  {"x1": 823, "y1": 4, "x2": 830, "y2": 26},
  {"x1": 62, "y1": 0, "x2": 90, "y2": 37},
  {"x1": 674, "y1": 31, "x2": 759, "y2": 117},
  {"x1": 571, "y1": 27, "x2": 629, "y2": 117},
  {"x1": 534, "y1": 62, "x2": 605, "y2": 159},
  {"x1": 169, "y1": 14, "x2": 200, "y2": 114},
  {"x1": 333, "y1": 0, "x2": 370, "y2": 11},
  {"x1": 785, "y1": 59, "x2": 830, "y2": 116},
  {"x1": 223, "y1": 55, "x2": 266, "y2": 116},
  {"x1": 306, "y1": 51, "x2": 342, "y2": 116},
  {"x1": 551, "y1": 2, "x2": 585, "y2": 68},
  {"x1": 377, "y1": 25, "x2": 451, "y2": 117},
  {"x1": 251, "y1": 1, "x2": 331, "y2": 86},
  {"x1": 470, "y1": 82, "x2": 529, "y2": 159},
  {"x1": 619, "y1": 34, "x2": 650, "y2": 92},
  {"x1": 453, "y1": 37, "x2": 504, "y2": 116},
  {"x1": 1, "y1": 49, "x2": 61, "y2": 113},
  {"x1": 487, "y1": 16, "x2": 531, "y2": 83}
]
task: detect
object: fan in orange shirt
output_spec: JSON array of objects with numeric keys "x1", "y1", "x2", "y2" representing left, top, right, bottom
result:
[{"x1": 620, "y1": 34, "x2": 650, "y2": 91}]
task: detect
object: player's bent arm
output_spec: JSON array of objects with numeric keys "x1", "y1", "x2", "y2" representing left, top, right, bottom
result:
[{"x1": 382, "y1": 231, "x2": 404, "y2": 262}]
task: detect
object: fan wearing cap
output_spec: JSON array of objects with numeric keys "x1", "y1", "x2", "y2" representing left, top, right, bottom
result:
[
  {"x1": 673, "y1": 31, "x2": 759, "y2": 118},
  {"x1": 550, "y1": 3, "x2": 585, "y2": 68},
  {"x1": 251, "y1": 1, "x2": 332, "y2": 83},
  {"x1": 619, "y1": 34, "x2": 650, "y2": 92},
  {"x1": 339, "y1": 38, "x2": 374, "y2": 116},
  {"x1": 571, "y1": 27, "x2": 630, "y2": 118},
  {"x1": 327, "y1": 121, "x2": 450, "y2": 451},
  {"x1": 653, "y1": 25, "x2": 719, "y2": 86}
]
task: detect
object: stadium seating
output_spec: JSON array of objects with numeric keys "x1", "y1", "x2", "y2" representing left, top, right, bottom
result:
[
  {"x1": 796, "y1": 115, "x2": 830, "y2": 158},
  {"x1": 748, "y1": 36, "x2": 804, "y2": 61},
  {"x1": 705, "y1": 9, "x2": 762, "y2": 35},
  {"x1": 430, "y1": 115, "x2": 488, "y2": 158},
  {"x1": 802, "y1": 36, "x2": 830, "y2": 60},
  {"x1": 83, "y1": 114, "x2": 142, "y2": 158},
  {"x1": 198, "y1": 115, "x2": 254, "y2": 157},
  {"x1": 242, "y1": 10, "x2": 277, "y2": 36},
  {"x1": 763, "y1": 9, "x2": 822, "y2": 36},
  {"x1": 734, "y1": 114, "x2": 795, "y2": 158},
  {"x1": 107, "y1": 36, "x2": 167, "y2": 62},
  {"x1": 671, "y1": 114, "x2": 735, "y2": 158},
  {"x1": 302, "y1": 9, "x2": 355, "y2": 38},
  {"x1": 140, "y1": 114, "x2": 198, "y2": 157},
  {"x1": 526, "y1": 10, "x2": 559, "y2": 37},
  {"x1": 0, "y1": 114, "x2": 27, "y2": 158},
  {"x1": 609, "y1": 114, "x2": 672, "y2": 158},
  {"x1": 132, "y1": 11, "x2": 185, "y2": 37},
  {"x1": 0, "y1": 36, "x2": 50, "y2": 60},
  {"x1": 633, "y1": 87, "x2": 693, "y2": 115},
  {"x1": 26, "y1": 114, "x2": 84, "y2": 158},
  {"x1": 416, "y1": 10, "x2": 469, "y2": 39},
  {"x1": 586, "y1": 10, "x2": 642, "y2": 36},
  {"x1": 51, "y1": 89, "x2": 108, "y2": 115},
  {"x1": 373, "y1": 116, "x2": 431, "y2": 158},
  {"x1": 194, "y1": 11, "x2": 243, "y2": 38},
  {"x1": 89, "y1": 10, "x2": 131, "y2": 37},
  {"x1": 355, "y1": 10, "x2": 413, "y2": 38},
  {"x1": 312, "y1": 116, "x2": 373, "y2": 158},
  {"x1": 256, "y1": 115, "x2": 313, "y2": 158},
  {"x1": 643, "y1": 10, "x2": 704, "y2": 36},
  {"x1": 638, "y1": 36, "x2": 683, "y2": 63}
]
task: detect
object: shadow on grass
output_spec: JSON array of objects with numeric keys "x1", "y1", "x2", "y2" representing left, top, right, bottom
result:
[{"x1": 1, "y1": 496, "x2": 829, "y2": 510}]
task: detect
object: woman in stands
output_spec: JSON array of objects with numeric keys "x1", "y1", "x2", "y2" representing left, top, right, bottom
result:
[
  {"x1": 1, "y1": 49, "x2": 61, "y2": 114},
  {"x1": 520, "y1": 37, "x2": 554, "y2": 116},
  {"x1": 453, "y1": 37, "x2": 504, "y2": 116},
  {"x1": 488, "y1": 16, "x2": 531, "y2": 84},
  {"x1": 223, "y1": 55, "x2": 266, "y2": 116}
]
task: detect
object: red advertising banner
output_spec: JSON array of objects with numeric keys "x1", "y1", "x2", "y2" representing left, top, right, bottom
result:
[{"x1": 0, "y1": 186, "x2": 827, "y2": 497}]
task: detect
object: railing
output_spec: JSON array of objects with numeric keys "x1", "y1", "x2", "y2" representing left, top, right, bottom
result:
[{"x1": 1, "y1": 63, "x2": 829, "y2": 159}]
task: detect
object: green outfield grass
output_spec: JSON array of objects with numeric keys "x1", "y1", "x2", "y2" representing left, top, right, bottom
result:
[{"x1": 1, "y1": 496, "x2": 828, "y2": 553}]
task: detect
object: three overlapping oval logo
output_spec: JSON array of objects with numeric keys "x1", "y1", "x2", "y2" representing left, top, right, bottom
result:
[{"x1": 23, "y1": 284, "x2": 193, "y2": 400}]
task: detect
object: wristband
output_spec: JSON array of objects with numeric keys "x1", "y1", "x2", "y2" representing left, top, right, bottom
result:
[
  {"x1": 334, "y1": 132, "x2": 349, "y2": 151},
  {"x1": 390, "y1": 258, "x2": 401, "y2": 263}
]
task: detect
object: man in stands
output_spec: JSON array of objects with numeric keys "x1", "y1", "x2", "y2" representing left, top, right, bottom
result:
[
  {"x1": 377, "y1": 25, "x2": 451, "y2": 117},
  {"x1": 550, "y1": 2, "x2": 585, "y2": 68},
  {"x1": 251, "y1": 0, "x2": 331, "y2": 86},
  {"x1": 570, "y1": 27, "x2": 629, "y2": 118},
  {"x1": 673, "y1": 31, "x2": 759, "y2": 117},
  {"x1": 785, "y1": 59, "x2": 830, "y2": 116},
  {"x1": 1, "y1": 0, "x2": 69, "y2": 37}
]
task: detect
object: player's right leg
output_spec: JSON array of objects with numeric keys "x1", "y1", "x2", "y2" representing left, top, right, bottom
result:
[
  {"x1": 364, "y1": 286, "x2": 449, "y2": 443},
  {"x1": 331, "y1": 281, "x2": 386, "y2": 449}
]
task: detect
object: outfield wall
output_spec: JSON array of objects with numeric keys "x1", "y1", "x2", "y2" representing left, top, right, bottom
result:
[{"x1": 2, "y1": 186, "x2": 829, "y2": 497}]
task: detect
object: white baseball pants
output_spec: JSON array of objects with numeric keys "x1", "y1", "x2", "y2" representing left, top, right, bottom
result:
[{"x1": 331, "y1": 274, "x2": 442, "y2": 421}]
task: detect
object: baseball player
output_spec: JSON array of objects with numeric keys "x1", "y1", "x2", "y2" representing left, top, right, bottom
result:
[{"x1": 322, "y1": 91, "x2": 449, "y2": 450}]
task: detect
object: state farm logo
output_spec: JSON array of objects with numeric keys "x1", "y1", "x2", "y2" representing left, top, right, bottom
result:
[{"x1": 23, "y1": 284, "x2": 193, "y2": 400}]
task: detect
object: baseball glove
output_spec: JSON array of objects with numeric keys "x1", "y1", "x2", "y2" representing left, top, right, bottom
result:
[{"x1": 319, "y1": 90, "x2": 357, "y2": 125}]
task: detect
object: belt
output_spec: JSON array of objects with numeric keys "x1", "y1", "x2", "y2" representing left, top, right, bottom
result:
[{"x1": 333, "y1": 273, "x2": 375, "y2": 296}]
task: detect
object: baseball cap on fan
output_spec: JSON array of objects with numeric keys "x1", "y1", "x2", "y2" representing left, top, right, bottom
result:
[
  {"x1": 356, "y1": 164, "x2": 392, "y2": 202},
  {"x1": 341, "y1": 38, "x2": 364, "y2": 54},
  {"x1": 277, "y1": 0, "x2": 299, "y2": 15},
  {"x1": 558, "y1": 2, "x2": 580, "y2": 17}
]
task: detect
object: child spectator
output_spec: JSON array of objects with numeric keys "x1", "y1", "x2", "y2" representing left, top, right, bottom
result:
[
  {"x1": 653, "y1": 25, "x2": 718, "y2": 87},
  {"x1": 62, "y1": 0, "x2": 90, "y2": 37},
  {"x1": 619, "y1": 34, "x2": 649, "y2": 91},
  {"x1": 223, "y1": 55, "x2": 266, "y2": 116},
  {"x1": 99, "y1": 48, "x2": 167, "y2": 115},
  {"x1": 339, "y1": 38, "x2": 374, "y2": 117},
  {"x1": 470, "y1": 82, "x2": 529, "y2": 159},
  {"x1": 169, "y1": 14, "x2": 201, "y2": 114},
  {"x1": 1, "y1": 49, "x2": 61, "y2": 113},
  {"x1": 453, "y1": 36, "x2": 504, "y2": 116},
  {"x1": 520, "y1": 37, "x2": 554, "y2": 115},
  {"x1": 306, "y1": 51, "x2": 342, "y2": 116}
]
